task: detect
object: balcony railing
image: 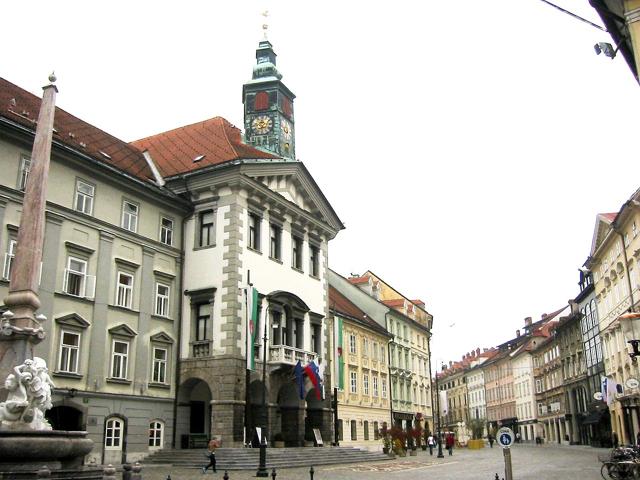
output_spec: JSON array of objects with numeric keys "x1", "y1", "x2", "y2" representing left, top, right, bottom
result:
[
  {"x1": 192, "y1": 340, "x2": 211, "y2": 358},
  {"x1": 268, "y1": 344, "x2": 317, "y2": 366}
]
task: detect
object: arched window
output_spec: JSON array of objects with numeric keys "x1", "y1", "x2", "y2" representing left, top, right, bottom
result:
[
  {"x1": 149, "y1": 420, "x2": 164, "y2": 449},
  {"x1": 254, "y1": 92, "x2": 269, "y2": 111},
  {"x1": 105, "y1": 417, "x2": 124, "y2": 449}
]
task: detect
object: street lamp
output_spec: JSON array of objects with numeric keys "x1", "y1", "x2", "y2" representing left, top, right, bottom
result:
[
  {"x1": 256, "y1": 307, "x2": 270, "y2": 477},
  {"x1": 434, "y1": 363, "x2": 444, "y2": 458}
]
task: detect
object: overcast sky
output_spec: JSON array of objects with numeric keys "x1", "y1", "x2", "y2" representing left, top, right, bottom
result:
[{"x1": 3, "y1": 1, "x2": 640, "y2": 366}]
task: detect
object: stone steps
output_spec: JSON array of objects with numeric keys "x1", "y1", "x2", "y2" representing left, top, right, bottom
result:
[{"x1": 143, "y1": 447, "x2": 389, "y2": 470}]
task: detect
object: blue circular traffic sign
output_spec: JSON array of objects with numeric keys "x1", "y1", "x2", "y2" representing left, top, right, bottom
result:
[{"x1": 497, "y1": 427, "x2": 514, "y2": 448}]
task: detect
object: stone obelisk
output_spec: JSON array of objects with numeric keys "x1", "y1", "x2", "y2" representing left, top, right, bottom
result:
[{"x1": 0, "y1": 75, "x2": 57, "y2": 390}]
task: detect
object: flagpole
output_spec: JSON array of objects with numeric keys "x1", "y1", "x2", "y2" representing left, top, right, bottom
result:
[
  {"x1": 257, "y1": 293, "x2": 269, "y2": 477},
  {"x1": 244, "y1": 270, "x2": 252, "y2": 448}
]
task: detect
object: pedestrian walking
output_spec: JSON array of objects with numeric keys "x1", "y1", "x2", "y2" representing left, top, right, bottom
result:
[
  {"x1": 515, "y1": 432, "x2": 521, "y2": 444},
  {"x1": 202, "y1": 438, "x2": 219, "y2": 473},
  {"x1": 636, "y1": 431, "x2": 640, "y2": 446},
  {"x1": 427, "y1": 434, "x2": 435, "y2": 455},
  {"x1": 612, "y1": 431, "x2": 619, "y2": 449},
  {"x1": 488, "y1": 435, "x2": 494, "y2": 448},
  {"x1": 445, "y1": 433, "x2": 454, "y2": 456}
]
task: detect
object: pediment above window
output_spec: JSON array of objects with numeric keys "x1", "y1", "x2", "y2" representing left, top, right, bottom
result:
[
  {"x1": 150, "y1": 332, "x2": 174, "y2": 344},
  {"x1": 108, "y1": 323, "x2": 137, "y2": 338},
  {"x1": 55, "y1": 313, "x2": 90, "y2": 329}
]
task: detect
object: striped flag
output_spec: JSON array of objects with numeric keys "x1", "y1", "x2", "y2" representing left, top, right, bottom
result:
[
  {"x1": 247, "y1": 287, "x2": 259, "y2": 370},
  {"x1": 334, "y1": 317, "x2": 344, "y2": 390}
]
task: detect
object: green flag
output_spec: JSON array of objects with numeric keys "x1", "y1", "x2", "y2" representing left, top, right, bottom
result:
[
  {"x1": 247, "y1": 287, "x2": 259, "y2": 370},
  {"x1": 334, "y1": 317, "x2": 344, "y2": 390}
]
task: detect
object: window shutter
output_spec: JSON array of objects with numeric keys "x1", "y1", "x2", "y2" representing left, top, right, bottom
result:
[{"x1": 62, "y1": 268, "x2": 69, "y2": 293}]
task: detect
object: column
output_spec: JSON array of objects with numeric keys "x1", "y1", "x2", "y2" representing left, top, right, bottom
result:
[
  {"x1": 87, "y1": 231, "x2": 114, "y2": 389},
  {"x1": 133, "y1": 246, "x2": 155, "y2": 394}
]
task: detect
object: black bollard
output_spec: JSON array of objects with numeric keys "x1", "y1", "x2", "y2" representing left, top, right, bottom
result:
[
  {"x1": 271, "y1": 468, "x2": 277, "y2": 480},
  {"x1": 223, "y1": 471, "x2": 229, "y2": 480},
  {"x1": 494, "y1": 475, "x2": 499, "y2": 480},
  {"x1": 309, "y1": 466, "x2": 314, "y2": 480},
  {"x1": 122, "y1": 464, "x2": 132, "y2": 480},
  {"x1": 166, "y1": 476, "x2": 171, "y2": 480}
]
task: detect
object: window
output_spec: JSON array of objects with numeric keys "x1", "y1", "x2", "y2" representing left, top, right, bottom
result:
[
  {"x1": 363, "y1": 374, "x2": 369, "y2": 395},
  {"x1": 374, "y1": 422, "x2": 379, "y2": 440},
  {"x1": 350, "y1": 420, "x2": 357, "y2": 441},
  {"x1": 111, "y1": 340, "x2": 129, "y2": 379},
  {"x1": 309, "y1": 245, "x2": 319, "y2": 277},
  {"x1": 58, "y1": 330, "x2": 80, "y2": 373},
  {"x1": 364, "y1": 421, "x2": 369, "y2": 440},
  {"x1": 155, "y1": 283, "x2": 170, "y2": 317},
  {"x1": 121, "y1": 201, "x2": 138, "y2": 232},
  {"x1": 292, "y1": 234, "x2": 303, "y2": 270},
  {"x1": 105, "y1": 418, "x2": 124, "y2": 448},
  {"x1": 74, "y1": 180, "x2": 94, "y2": 215},
  {"x1": 149, "y1": 421, "x2": 164, "y2": 448},
  {"x1": 152, "y1": 347, "x2": 167, "y2": 384},
  {"x1": 196, "y1": 303, "x2": 210, "y2": 341},
  {"x1": 350, "y1": 371, "x2": 357, "y2": 393},
  {"x1": 115, "y1": 272, "x2": 133, "y2": 308},
  {"x1": 349, "y1": 334, "x2": 357, "y2": 354},
  {"x1": 269, "y1": 224, "x2": 281, "y2": 260},
  {"x1": 18, "y1": 155, "x2": 31, "y2": 190},
  {"x1": 160, "y1": 217, "x2": 173, "y2": 246},
  {"x1": 199, "y1": 210, "x2": 214, "y2": 247},
  {"x1": 338, "y1": 419, "x2": 343, "y2": 441},
  {"x1": 381, "y1": 377, "x2": 387, "y2": 398},
  {"x1": 64, "y1": 257, "x2": 89, "y2": 297},
  {"x1": 248, "y1": 213, "x2": 261, "y2": 251},
  {"x1": 2, "y1": 239, "x2": 17, "y2": 280},
  {"x1": 373, "y1": 376, "x2": 379, "y2": 397},
  {"x1": 363, "y1": 338, "x2": 369, "y2": 356}
]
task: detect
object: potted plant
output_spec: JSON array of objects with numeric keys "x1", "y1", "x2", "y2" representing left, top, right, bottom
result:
[
  {"x1": 390, "y1": 426, "x2": 407, "y2": 457},
  {"x1": 467, "y1": 418, "x2": 486, "y2": 450},
  {"x1": 379, "y1": 423, "x2": 392, "y2": 455},
  {"x1": 273, "y1": 432, "x2": 285, "y2": 448},
  {"x1": 410, "y1": 427, "x2": 422, "y2": 454}
]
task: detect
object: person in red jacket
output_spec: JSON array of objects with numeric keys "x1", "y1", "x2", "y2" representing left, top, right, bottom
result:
[{"x1": 445, "y1": 433, "x2": 455, "y2": 456}]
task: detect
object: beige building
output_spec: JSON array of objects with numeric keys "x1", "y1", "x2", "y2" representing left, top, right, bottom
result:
[
  {"x1": 588, "y1": 191, "x2": 640, "y2": 445},
  {"x1": 329, "y1": 286, "x2": 392, "y2": 449},
  {"x1": 591, "y1": 0, "x2": 640, "y2": 82}
]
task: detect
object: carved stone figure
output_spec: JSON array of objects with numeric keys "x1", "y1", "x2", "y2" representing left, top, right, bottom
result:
[{"x1": 0, "y1": 357, "x2": 55, "y2": 430}]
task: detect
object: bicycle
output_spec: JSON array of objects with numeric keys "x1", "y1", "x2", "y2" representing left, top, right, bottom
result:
[{"x1": 600, "y1": 447, "x2": 640, "y2": 479}]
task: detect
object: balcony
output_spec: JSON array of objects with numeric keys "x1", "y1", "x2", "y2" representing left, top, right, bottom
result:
[
  {"x1": 268, "y1": 344, "x2": 317, "y2": 366},
  {"x1": 192, "y1": 340, "x2": 211, "y2": 358}
]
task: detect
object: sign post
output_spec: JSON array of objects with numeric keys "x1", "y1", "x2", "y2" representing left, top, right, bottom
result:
[{"x1": 497, "y1": 427, "x2": 514, "y2": 480}]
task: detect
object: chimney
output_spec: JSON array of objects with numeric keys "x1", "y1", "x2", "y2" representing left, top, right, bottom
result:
[
  {"x1": 483, "y1": 348, "x2": 488, "y2": 352},
  {"x1": 476, "y1": 348, "x2": 481, "y2": 356},
  {"x1": 449, "y1": 361, "x2": 453, "y2": 368},
  {"x1": 541, "y1": 313, "x2": 547, "y2": 319},
  {"x1": 568, "y1": 299, "x2": 579, "y2": 316},
  {"x1": 516, "y1": 329, "x2": 520, "y2": 337},
  {"x1": 524, "y1": 317, "x2": 532, "y2": 326}
]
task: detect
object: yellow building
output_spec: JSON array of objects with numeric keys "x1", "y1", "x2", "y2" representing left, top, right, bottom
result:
[
  {"x1": 591, "y1": 0, "x2": 640, "y2": 82},
  {"x1": 329, "y1": 285, "x2": 392, "y2": 449},
  {"x1": 588, "y1": 190, "x2": 640, "y2": 444}
]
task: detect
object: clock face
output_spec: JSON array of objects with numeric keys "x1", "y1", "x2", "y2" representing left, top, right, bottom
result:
[
  {"x1": 252, "y1": 115, "x2": 273, "y2": 135},
  {"x1": 281, "y1": 120, "x2": 292, "y2": 140}
]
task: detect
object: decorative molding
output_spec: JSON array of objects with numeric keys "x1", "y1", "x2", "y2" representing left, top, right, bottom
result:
[
  {"x1": 55, "y1": 313, "x2": 90, "y2": 329},
  {"x1": 64, "y1": 241, "x2": 95, "y2": 255},
  {"x1": 108, "y1": 323, "x2": 137, "y2": 338},
  {"x1": 114, "y1": 257, "x2": 140, "y2": 270},
  {"x1": 150, "y1": 331, "x2": 175, "y2": 344}
]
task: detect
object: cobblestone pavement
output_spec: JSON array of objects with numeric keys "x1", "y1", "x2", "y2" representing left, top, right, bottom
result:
[{"x1": 142, "y1": 444, "x2": 611, "y2": 480}]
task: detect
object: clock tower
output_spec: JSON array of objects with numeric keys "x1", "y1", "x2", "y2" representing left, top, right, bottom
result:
[{"x1": 243, "y1": 40, "x2": 296, "y2": 160}]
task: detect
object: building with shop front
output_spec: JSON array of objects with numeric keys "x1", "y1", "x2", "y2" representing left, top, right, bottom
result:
[
  {"x1": 0, "y1": 37, "x2": 343, "y2": 462},
  {"x1": 588, "y1": 193, "x2": 640, "y2": 446},
  {"x1": 328, "y1": 285, "x2": 392, "y2": 448}
]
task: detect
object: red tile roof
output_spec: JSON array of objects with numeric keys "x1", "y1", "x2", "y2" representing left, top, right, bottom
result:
[
  {"x1": 600, "y1": 212, "x2": 617, "y2": 223},
  {"x1": 130, "y1": 117, "x2": 278, "y2": 177},
  {"x1": 347, "y1": 276, "x2": 370, "y2": 285},
  {"x1": 0, "y1": 77, "x2": 154, "y2": 181},
  {"x1": 329, "y1": 286, "x2": 367, "y2": 322}
]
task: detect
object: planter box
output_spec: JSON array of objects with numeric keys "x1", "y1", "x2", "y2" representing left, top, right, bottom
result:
[{"x1": 467, "y1": 439, "x2": 485, "y2": 450}]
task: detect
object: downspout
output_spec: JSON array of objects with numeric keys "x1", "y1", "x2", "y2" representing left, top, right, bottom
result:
[
  {"x1": 386, "y1": 312, "x2": 394, "y2": 426},
  {"x1": 172, "y1": 181, "x2": 192, "y2": 448}
]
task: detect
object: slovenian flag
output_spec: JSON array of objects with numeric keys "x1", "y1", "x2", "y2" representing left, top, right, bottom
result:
[
  {"x1": 247, "y1": 287, "x2": 259, "y2": 370},
  {"x1": 304, "y1": 361, "x2": 322, "y2": 400}
]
